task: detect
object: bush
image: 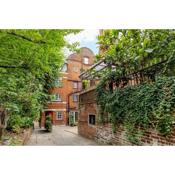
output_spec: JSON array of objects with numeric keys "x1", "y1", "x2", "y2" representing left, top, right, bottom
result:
[
  {"x1": 45, "y1": 116, "x2": 52, "y2": 132},
  {"x1": 7, "y1": 115, "x2": 34, "y2": 133},
  {"x1": 6, "y1": 115, "x2": 23, "y2": 132},
  {"x1": 21, "y1": 117, "x2": 33, "y2": 128}
]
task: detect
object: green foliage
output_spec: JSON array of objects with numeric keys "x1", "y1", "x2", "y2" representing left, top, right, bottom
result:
[
  {"x1": 69, "y1": 114, "x2": 75, "y2": 126},
  {"x1": 0, "y1": 29, "x2": 80, "y2": 131},
  {"x1": 45, "y1": 116, "x2": 52, "y2": 132},
  {"x1": 6, "y1": 115, "x2": 23, "y2": 132},
  {"x1": 97, "y1": 76, "x2": 175, "y2": 144},
  {"x1": 95, "y1": 29, "x2": 175, "y2": 144},
  {"x1": 97, "y1": 30, "x2": 175, "y2": 78},
  {"x1": 6, "y1": 115, "x2": 33, "y2": 133},
  {"x1": 82, "y1": 80, "x2": 90, "y2": 89}
]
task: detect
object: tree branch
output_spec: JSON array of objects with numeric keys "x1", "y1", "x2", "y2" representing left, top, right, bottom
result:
[
  {"x1": 6, "y1": 32, "x2": 46, "y2": 44},
  {"x1": 0, "y1": 65, "x2": 28, "y2": 69}
]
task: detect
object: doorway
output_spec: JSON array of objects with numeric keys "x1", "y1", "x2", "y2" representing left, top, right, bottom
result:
[{"x1": 69, "y1": 111, "x2": 78, "y2": 126}]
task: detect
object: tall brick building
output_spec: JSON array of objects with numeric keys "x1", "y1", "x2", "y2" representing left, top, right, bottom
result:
[{"x1": 41, "y1": 47, "x2": 95, "y2": 127}]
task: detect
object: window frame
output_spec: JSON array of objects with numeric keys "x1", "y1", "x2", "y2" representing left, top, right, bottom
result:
[
  {"x1": 88, "y1": 114, "x2": 96, "y2": 126},
  {"x1": 73, "y1": 81, "x2": 78, "y2": 89},
  {"x1": 51, "y1": 93, "x2": 62, "y2": 102},
  {"x1": 72, "y1": 94, "x2": 78, "y2": 102},
  {"x1": 83, "y1": 57, "x2": 89, "y2": 65},
  {"x1": 56, "y1": 111, "x2": 63, "y2": 120},
  {"x1": 56, "y1": 77, "x2": 63, "y2": 87}
]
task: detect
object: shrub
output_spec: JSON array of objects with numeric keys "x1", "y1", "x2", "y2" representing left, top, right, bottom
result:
[
  {"x1": 7, "y1": 115, "x2": 34, "y2": 133},
  {"x1": 45, "y1": 116, "x2": 52, "y2": 132},
  {"x1": 21, "y1": 117, "x2": 33, "y2": 128},
  {"x1": 6, "y1": 115, "x2": 23, "y2": 132}
]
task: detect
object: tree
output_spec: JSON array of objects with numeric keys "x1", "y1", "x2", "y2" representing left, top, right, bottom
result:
[
  {"x1": 96, "y1": 30, "x2": 175, "y2": 141},
  {"x1": 0, "y1": 29, "x2": 80, "y2": 131},
  {"x1": 97, "y1": 29, "x2": 175, "y2": 79}
]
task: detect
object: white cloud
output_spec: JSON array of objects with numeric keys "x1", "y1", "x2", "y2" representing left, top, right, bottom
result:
[
  {"x1": 64, "y1": 29, "x2": 99, "y2": 58},
  {"x1": 65, "y1": 29, "x2": 99, "y2": 44}
]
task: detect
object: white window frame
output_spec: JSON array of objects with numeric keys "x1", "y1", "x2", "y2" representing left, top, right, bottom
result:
[
  {"x1": 56, "y1": 111, "x2": 63, "y2": 120},
  {"x1": 88, "y1": 114, "x2": 96, "y2": 126},
  {"x1": 52, "y1": 93, "x2": 61, "y2": 102},
  {"x1": 73, "y1": 81, "x2": 78, "y2": 89},
  {"x1": 56, "y1": 94, "x2": 62, "y2": 101},
  {"x1": 56, "y1": 77, "x2": 63, "y2": 87},
  {"x1": 83, "y1": 57, "x2": 89, "y2": 64},
  {"x1": 72, "y1": 94, "x2": 78, "y2": 102}
]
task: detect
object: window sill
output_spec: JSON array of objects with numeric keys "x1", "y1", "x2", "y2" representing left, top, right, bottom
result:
[
  {"x1": 51, "y1": 100, "x2": 62, "y2": 102},
  {"x1": 88, "y1": 124, "x2": 96, "y2": 127}
]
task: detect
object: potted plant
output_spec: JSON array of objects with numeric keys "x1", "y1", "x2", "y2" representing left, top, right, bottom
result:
[{"x1": 45, "y1": 116, "x2": 52, "y2": 132}]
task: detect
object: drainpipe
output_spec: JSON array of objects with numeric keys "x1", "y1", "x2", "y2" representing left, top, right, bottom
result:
[{"x1": 67, "y1": 90, "x2": 82, "y2": 113}]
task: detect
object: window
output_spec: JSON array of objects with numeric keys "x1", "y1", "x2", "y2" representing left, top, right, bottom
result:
[
  {"x1": 62, "y1": 64, "x2": 68, "y2": 72},
  {"x1": 83, "y1": 57, "x2": 89, "y2": 64},
  {"x1": 73, "y1": 81, "x2": 78, "y2": 89},
  {"x1": 72, "y1": 94, "x2": 78, "y2": 102},
  {"x1": 88, "y1": 114, "x2": 96, "y2": 125},
  {"x1": 56, "y1": 111, "x2": 63, "y2": 120},
  {"x1": 51, "y1": 93, "x2": 61, "y2": 101},
  {"x1": 56, "y1": 77, "x2": 63, "y2": 87}
]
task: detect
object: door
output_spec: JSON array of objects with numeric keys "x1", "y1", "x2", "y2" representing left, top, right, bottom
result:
[{"x1": 69, "y1": 111, "x2": 78, "y2": 126}]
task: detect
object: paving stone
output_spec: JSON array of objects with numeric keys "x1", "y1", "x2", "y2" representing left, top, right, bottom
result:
[{"x1": 27, "y1": 123, "x2": 98, "y2": 146}]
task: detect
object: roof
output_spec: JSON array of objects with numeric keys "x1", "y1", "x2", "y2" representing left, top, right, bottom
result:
[{"x1": 79, "y1": 58, "x2": 116, "y2": 80}]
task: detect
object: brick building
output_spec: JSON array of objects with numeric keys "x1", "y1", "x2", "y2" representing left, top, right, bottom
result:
[
  {"x1": 41, "y1": 47, "x2": 95, "y2": 127},
  {"x1": 78, "y1": 31, "x2": 175, "y2": 145}
]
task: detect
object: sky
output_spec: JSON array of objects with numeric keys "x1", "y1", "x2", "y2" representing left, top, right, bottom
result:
[{"x1": 64, "y1": 29, "x2": 99, "y2": 57}]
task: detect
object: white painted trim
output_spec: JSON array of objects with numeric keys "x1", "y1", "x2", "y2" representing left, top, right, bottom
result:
[
  {"x1": 47, "y1": 101, "x2": 67, "y2": 104},
  {"x1": 43, "y1": 109, "x2": 66, "y2": 112},
  {"x1": 56, "y1": 111, "x2": 63, "y2": 120},
  {"x1": 60, "y1": 72, "x2": 69, "y2": 74}
]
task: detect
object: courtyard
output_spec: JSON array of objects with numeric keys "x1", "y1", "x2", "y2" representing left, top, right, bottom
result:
[{"x1": 27, "y1": 123, "x2": 98, "y2": 146}]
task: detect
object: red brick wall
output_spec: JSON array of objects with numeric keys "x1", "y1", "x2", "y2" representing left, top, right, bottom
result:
[
  {"x1": 52, "y1": 111, "x2": 67, "y2": 125},
  {"x1": 78, "y1": 88, "x2": 97, "y2": 139},
  {"x1": 96, "y1": 124, "x2": 175, "y2": 145},
  {"x1": 78, "y1": 88, "x2": 175, "y2": 145},
  {"x1": 78, "y1": 121, "x2": 96, "y2": 139},
  {"x1": 42, "y1": 47, "x2": 95, "y2": 126}
]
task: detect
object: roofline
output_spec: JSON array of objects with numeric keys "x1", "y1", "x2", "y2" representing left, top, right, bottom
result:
[
  {"x1": 67, "y1": 47, "x2": 95, "y2": 60},
  {"x1": 79, "y1": 47, "x2": 95, "y2": 55},
  {"x1": 79, "y1": 58, "x2": 105, "y2": 77}
]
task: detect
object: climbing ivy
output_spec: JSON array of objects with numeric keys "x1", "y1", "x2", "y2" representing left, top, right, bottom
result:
[
  {"x1": 96, "y1": 76, "x2": 175, "y2": 144},
  {"x1": 95, "y1": 29, "x2": 175, "y2": 144}
]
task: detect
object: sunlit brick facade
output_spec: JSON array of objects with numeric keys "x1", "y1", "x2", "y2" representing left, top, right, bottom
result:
[{"x1": 41, "y1": 47, "x2": 95, "y2": 127}]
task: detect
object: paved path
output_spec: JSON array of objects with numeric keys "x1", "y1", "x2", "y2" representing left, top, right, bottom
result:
[{"x1": 27, "y1": 123, "x2": 98, "y2": 146}]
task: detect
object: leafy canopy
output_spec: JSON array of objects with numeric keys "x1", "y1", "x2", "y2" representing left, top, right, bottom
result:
[
  {"x1": 96, "y1": 30, "x2": 175, "y2": 144},
  {"x1": 0, "y1": 29, "x2": 80, "y2": 131}
]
